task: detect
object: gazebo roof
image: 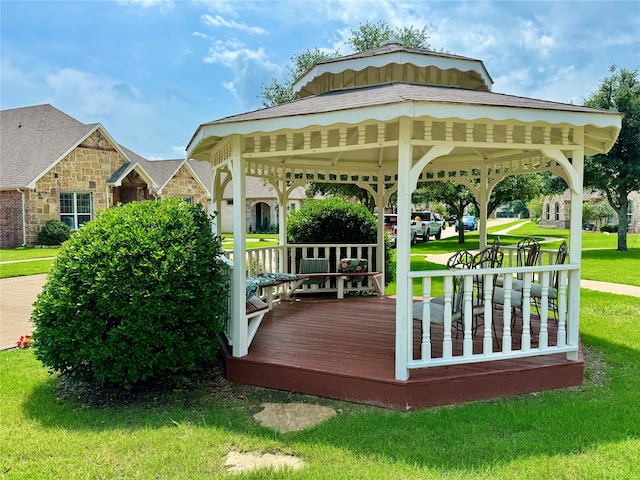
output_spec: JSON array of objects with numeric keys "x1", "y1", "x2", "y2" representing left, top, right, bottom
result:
[
  {"x1": 293, "y1": 41, "x2": 494, "y2": 96},
  {"x1": 188, "y1": 81, "x2": 621, "y2": 162}
]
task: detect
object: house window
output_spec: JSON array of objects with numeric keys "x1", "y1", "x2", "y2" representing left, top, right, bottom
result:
[
  {"x1": 181, "y1": 197, "x2": 193, "y2": 204},
  {"x1": 227, "y1": 200, "x2": 233, "y2": 205},
  {"x1": 546, "y1": 204, "x2": 550, "y2": 221},
  {"x1": 628, "y1": 202, "x2": 634, "y2": 226},
  {"x1": 60, "y1": 193, "x2": 91, "y2": 230},
  {"x1": 555, "y1": 202, "x2": 560, "y2": 221}
]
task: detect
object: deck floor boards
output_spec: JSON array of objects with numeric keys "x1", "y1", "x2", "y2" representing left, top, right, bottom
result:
[{"x1": 223, "y1": 295, "x2": 583, "y2": 409}]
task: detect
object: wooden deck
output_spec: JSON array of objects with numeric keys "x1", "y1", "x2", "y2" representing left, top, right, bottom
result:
[{"x1": 222, "y1": 295, "x2": 584, "y2": 410}]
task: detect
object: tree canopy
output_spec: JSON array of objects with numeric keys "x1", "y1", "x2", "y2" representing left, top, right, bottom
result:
[{"x1": 583, "y1": 65, "x2": 640, "y2": 251}]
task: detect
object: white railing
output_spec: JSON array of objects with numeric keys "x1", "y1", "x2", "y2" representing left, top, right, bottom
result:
[
  {"x1": 224, "y1": 244, "x2": 287, "y2": 276},
  {"x1": 224, "y1": 242, "x2": 382, "y2": 296},
  {"x1": 406, "y1": 263, "x2": 579, "y2": 369},
  {"x1": 288, "y1": 243, "x2": 380, "y2": 296}
]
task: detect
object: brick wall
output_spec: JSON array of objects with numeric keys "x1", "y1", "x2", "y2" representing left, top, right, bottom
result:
[{"x1": 0, "y1": 190, "x2": 24, "y2": 248}]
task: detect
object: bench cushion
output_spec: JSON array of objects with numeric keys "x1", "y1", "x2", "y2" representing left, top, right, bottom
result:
[{"x1": 339, "y1": 258, "x2": 368, "y2": 273}]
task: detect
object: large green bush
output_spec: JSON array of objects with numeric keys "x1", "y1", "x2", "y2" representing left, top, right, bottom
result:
[
  {"x1": 32, "y1": 199, "x2": 229, "y2": 388},
  {"x1": 287, "y1": 198, "x2": 394, "y2": 284},
  {"x1": 36, "y1": 219, "x2": 71, "y2": 245},
  {"x1": 287, "y1": 198, "x2": 377, "y2": 243}
]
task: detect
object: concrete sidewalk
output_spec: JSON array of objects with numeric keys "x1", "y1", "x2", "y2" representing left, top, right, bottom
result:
[{"x1": 2, "y1": 269, "x2": 639, "y2": 351}]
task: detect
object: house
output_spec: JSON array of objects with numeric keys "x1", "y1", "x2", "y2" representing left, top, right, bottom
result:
[
  {"x1": 0, "y1": 104, "x2": 213, "y2": 248},
  {"x1": 542, "y1": 190, "x2": 640, "y2": 232},
  {"x1": 187, "y1": 41, "x2": 622, "y2": 408},
  {"x1": 218, "y1": 175, "x2": 310, "y2": 234}
]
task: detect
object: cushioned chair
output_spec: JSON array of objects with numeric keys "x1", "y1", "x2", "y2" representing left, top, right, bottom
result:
[{"x1": 298, "y1": 258, "x2": 330, "y2": 286}]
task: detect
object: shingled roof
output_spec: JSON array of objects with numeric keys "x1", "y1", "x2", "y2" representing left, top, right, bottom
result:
[
  {"x1": 1, "y1": 104, "x2": 212, "y2": 195},
  {"x1": 199, "y1": 81, "x2": 617, "y2": 128},
  {"x1": 0, "y1": 104, "x2": 99, "y2": 189}
]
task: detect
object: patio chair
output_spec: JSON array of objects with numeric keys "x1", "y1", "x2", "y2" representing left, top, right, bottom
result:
[
  {"x1": 473, "y1": 246, "x2": 504, "y2": 345},
  {"x1": 425, "y1": 250, "x2": 484, "y2": 337},
  {"x1": 531, "y1": 241, "x2": 568, "y2": 322},
  {"x1": 298, "y1": 257, "x2": 330, "y2": 287},
  {"x1": 495, "y1": 237, "x2": 540, "y2": 289}
]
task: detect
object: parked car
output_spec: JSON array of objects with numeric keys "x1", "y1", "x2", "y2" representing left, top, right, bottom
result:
[
  {"x1": 410, "y1": 211, "x2": 444, "y2": 241},
  {"x1": 383, "y1": 214, "x2": 398, "y2": 247},
  {"x1": 455, "y1": 215, "x2": 478, "y2": 232}
]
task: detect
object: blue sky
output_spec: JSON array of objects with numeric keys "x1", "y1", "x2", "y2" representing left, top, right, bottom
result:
[{"x1": 1, "y1": 0, "x2": 638, "y2": 160}]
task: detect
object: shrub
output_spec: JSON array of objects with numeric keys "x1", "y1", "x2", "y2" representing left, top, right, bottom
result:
[
  {"x1": 600, "y1": 223, "x2": 619, "y2": 233},
  {"x1": 36, "y1": 219, "x2": 71, "y2": 245},
  {"x1": 287, "y1": 198, "x2": 377, "y2": 244},
  {"x1": 32, "y1": 199, "x2": 229, "y2": 388},
  {"x1": 287, "y1": 198, "x2": 394, "y2": 284}
]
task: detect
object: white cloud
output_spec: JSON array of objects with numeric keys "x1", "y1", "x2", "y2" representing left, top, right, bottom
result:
[
  {"x1": 203, "y1": 39, "x2": 281, "y2": 108},
  {"x1": 201, "y1": 14, "x2": 267, "y2": 34},
  {"x1": 116, "y1": 0, "x2": 174, "y2": 13},
  {"x1": 518, "y1": 19, "x2": 554, "y2": 57},
  {"x1": 493, "y1": 68, "x2": 535, "y2": 96}
]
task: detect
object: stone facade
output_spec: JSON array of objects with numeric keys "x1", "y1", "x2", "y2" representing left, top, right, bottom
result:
[
  {"x1": 159, "y1": 165, "x2": 208, "y2": 206},
  {"x1": 540, "y1": 195, "x2": 570, "y2": 230},
  {"x1": 23, "y1": 131, "x2": 125, "y2": 246},
  {"x1": 542, "y1": 190, "x2": 640, "y2": 233}
]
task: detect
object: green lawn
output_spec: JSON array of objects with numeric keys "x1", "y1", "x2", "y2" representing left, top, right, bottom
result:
[{"x1": 2, "y1": 290, "x2": 639, "y2": 478}]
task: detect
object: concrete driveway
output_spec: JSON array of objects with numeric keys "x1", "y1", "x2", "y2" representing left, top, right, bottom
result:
[{"x1": 0, "y1": 274, "x2": 46, "y2": 350}]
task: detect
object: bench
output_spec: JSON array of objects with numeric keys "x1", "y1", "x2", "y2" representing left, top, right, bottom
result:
[
  {"x1": 246, "y1": 273, "x2": 310, "y2": 309},
  {"x1": 245, "y1": 295, "x2": 269, "y2": 346},
  {"x1": 298, "y1": 258, "x2": 383, "y2": 299}
]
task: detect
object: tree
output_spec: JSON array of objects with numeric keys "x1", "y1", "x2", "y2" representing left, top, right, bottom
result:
[
  {"x1": 487, "y1": 174, "x2": 544, "y2": 217},
  {"x1": 583, "y1": 65, "x2": 640, "y2": 251},
  {"x1": 415, "y1": 181, "x2": 476, "y2": 243},
  {"x1": 261, "y1": 48, "x2": 340, "y2": 107}
]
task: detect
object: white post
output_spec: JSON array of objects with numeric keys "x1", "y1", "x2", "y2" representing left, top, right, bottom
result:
[
  {"x1": 567, "y1": 145, "x2": 584, "y2": 360},
  {"x1": 230, "y1": 136, "x2": 249, "y2": 357},
  {"x1": 478, "y1": 168, "x2": 489, "y2": 250},
  {"x1": 212, "y1": 168, "x2": 222, "y2": 236},
  {"x1": 277, "y1": 170, "x2": 288, "y2": 272},
  {"x1": 395, "y1": 118, "x2": 412, "y2": 381},
  {"x1": 377, "y1": 172, "x2": 386, "y2": 284}
]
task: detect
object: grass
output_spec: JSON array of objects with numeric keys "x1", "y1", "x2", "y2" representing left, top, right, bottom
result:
[
  {"x1": 0, "y1": 259, "x2": 54, "y2": 279},
  {"x1": 3, "y1": 227, "x2": 639, "y2": 286},
  {"x1": 0, "y1": 246, "x2": 60, "y2": 261},
  {"x1": 2, "y1": 290, "x2": 639, "y2": 478}
]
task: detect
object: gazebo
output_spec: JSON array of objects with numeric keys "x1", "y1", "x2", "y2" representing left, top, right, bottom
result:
[{"x1": 187, "y1": 41, "x2": 621, "y2": 408}]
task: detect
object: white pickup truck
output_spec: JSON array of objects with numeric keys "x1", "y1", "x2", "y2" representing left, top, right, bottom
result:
[
  {"x1": 384, "y1": 212, "x2": 445, "y2": 245},
  {"x1": 411, "y1": 211, "x2": 445, "y2": 242}
]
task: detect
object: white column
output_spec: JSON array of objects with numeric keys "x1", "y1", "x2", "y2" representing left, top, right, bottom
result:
[
  {"x1": 395, "y1": 118, "x2": 412, "y2": 381},
  {"x1": 377, "y1": 172, "x2": 386, "y2": 283},
  {"x1": 478, "y1": 167, "x2": 489, "y2": 250},
  {"x1": 211, "y1": 168, "x2": 221, "y2": 236},
  {"x1": 278, "y1": 170, "x2": 287, "y2": 272},
  {"x1": 230, "y1": 136, "x2": 249, "y2": 357},
  {"x1": 567, "y1": 145, "x2": 584, "y2": 361}
]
